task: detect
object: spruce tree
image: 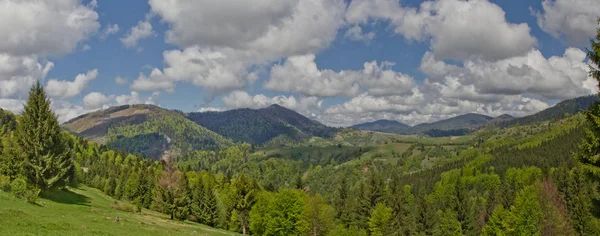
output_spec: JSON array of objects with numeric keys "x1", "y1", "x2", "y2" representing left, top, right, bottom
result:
[
  {"x1": 576, "y1": 18, "x2": 600, "y2": 177},
  {"x1": 16, "y1": 82, "x2": 73, "y2": 191}
]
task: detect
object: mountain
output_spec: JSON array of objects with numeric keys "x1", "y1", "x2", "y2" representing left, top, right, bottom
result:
[
  {"x1": 351, "y1": 120, "x2": 410, "y2": 133},
  {"x1": 500, "y1": 95, "x2": 598, "y2": 127},
  {"x1": 411, "y1": 113, "x2": 493, "y2": 133},
  {"x1": 187, "y1": 104, "x2": 337, "y2": 145},
  {"x1": 352, "y1": 113, "x2": 493, "y2": 135},
  {"x1": 62, "y1": 104, "x2": 233, "y2": 159}
]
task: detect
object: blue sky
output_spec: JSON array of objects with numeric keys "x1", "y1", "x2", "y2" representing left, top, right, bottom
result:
[{"x1": 0, "y1": 0, "x2": 598, "y2": 126}]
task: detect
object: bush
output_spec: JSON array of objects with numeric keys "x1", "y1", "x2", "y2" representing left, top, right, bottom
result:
[
  {"x1": 10, "y1": 178, "x2": 27, "y2": 198},
  {"x1": 111, "y1": 201, "x2": 137, "y2": 213},
  {"x1": 25, "y1": 188, "x2": 40, "y2": 204},
  {"x1": 0, "y1": 175, "x2": 10, "y2": 192}
]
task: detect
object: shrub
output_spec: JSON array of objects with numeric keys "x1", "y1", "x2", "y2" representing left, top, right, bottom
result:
[
  {"x1": 25, "y1": 188, "x2": 40, "y2": 204},
  {"x1": 10, "y1": 178, "x2": 27, "y2": 198},
  {"x1": 111, "y1": 201, "x2": 137, "y2": 213},
  {"x1": 0, "y1": 175, "x2": 10, "y2": 192}
]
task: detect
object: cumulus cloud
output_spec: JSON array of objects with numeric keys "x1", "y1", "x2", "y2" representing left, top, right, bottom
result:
[
  {"x1": 121, "y1": 20, "x2": 154, "y2": 49},
  {"x1": 346, "y1": 0, "x2": 536, "y2": 61},
  {"x1": 100, "y1": 24, "x2": 120, "y2": 39},
  {"x1": 0, "y1": 0, "x2": 99, "y2": 57},
  {"x1": 266, "y1": 54, "x2": 416, "y2": 97},
  {"x1": 83, "y1": 92, "x2": 112, "y2": 109},
  {"x1": 131, "y1": 68, "x2": 175, "y2": 92},
  {"x1": 115, "y1": 76, "x2": 128, "y2": 85},
  {"x1": 0, "y1": 54, "x2": 54, "y2": 99},
  {"x1": 420, "y1": 48, "x2": 596, "y2": 100},
  {"x1": 344, "y1": 25, "x2": 376, "y2": 42},
  {"x1": 140, "y1": 0, "x2": 346, "y2": 97},
  {"x1": 222, "y1": 90, "x2": 323, "y2": 118},
  {"x1": 0, "y1": 99, "x2": 25, "y2": 114},
  {"x1": 81, "y1": 44, "x2": 91, "y2": 52},
  {"x1": 46, "y1": 69, "x2": 99, "y2": 99},
  {"x1": 534, "y1": 0, "x2": 600, "y2": 46}
]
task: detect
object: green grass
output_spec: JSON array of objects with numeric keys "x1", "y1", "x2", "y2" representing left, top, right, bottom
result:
[{"x1": 0, "y1": 186, "x2": 237, "y2": 236}]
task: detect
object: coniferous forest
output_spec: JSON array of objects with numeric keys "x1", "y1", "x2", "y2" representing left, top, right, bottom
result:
[{"x1": 2, "y1": 8, "x2": 600, "y2": 236}]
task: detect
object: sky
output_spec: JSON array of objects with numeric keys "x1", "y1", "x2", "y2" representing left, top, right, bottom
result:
[{"x1": 0, "y1": 0, "x2": 599, "y2": 127}]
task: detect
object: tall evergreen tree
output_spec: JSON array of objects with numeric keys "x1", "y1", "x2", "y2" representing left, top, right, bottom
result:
[
  {"x1": 16, "y1": 82, "x2": 73, "y2": 190},
  {"x1": 576, "y1": 18, "x2": 600, "y2": 177}
]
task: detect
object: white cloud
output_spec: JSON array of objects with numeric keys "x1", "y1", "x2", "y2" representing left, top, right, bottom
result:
[
  {"x1": 420, "y1": 48, "x2": 596, "y2": 100},
  {"x1": 344, "y1": 25, "x2": 376, "y2": 42},
  {"x1": 142, "y1": 0, "x2": 347, "y2": 97},
  {"x1": 198, "y1": 107, "x2": 224, "y2": 112},
  {"x1": 121, "y1": 20, "x2": 154, "y2": 49},
  {"x1": 0, "y1": 99, "x2": 25, "y2": 114},
  {"x1": 51, "y1": 99, "x2": 92, "y2": 123},
  {"x1": 115, "y1": 76, "x2": 128, "y2": 85},
  {"x1": 222, "y1": 90, "x2": 323, "y2": 118},
  {"x1": 0, "y1": 54, "x2": 53, "y2": 99},
  {"x1": 81, "y1": 44, "x2": 91, "y2": 51},
  {"x1": 534, "y1": 0, "x2": 600, "y2": 46},
  {"x1": 83, "y1": 92, "x2": 112, "y2": 109},
  {"x1": 266, "y1": 54, "x2": 416, "y2": 97},
  {"x1": 100, "y1": 24, "x2": 120, "y2": 39},
  {"x1": 46, "y1": 69, "x2": 99, "y2": 99},
  {"x1": 0, "y1": 0, "x2": 99, "y2": 57},
  {"x1": 346, "y1": 0, "x2": 536, "y2": 61},
  {"x1": 131, "y1": 68, "x2": 175, "y2": 92},
  {"x1": 114, "y1": 91, "x2": 158, "y2": 106}
]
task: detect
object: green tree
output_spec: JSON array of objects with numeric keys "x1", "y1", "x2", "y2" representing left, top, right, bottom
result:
[
  {"x1": 0, "y1": 133, "x2": 22, "y2": 179},
  {"x1": 264, "y1": 189, "x2": 306, "y2": 236},
  {"x1": 437, "y1": 209, "x2": 462, "y2": 236},
  {"x1": 16, "y1": 82, "x2": 74, "y2": 190},
  {"x1": 232, "y1": 174, "x2": 259, "y2": 235},
  {"x1": 576, "y1": 17, "x2": 600, "y2": 177},
  {"x1": 481, "y1": 206, "x2": 513, "y2": 236},
  {"x1": 299, "y1": 194, "x2": 335, "y2": 236},
  {"x1": 368, "y1": 203, "x2": 393, "y2": 236},
  {"x1": 511, "y1": 185, "x2": 543, "y2": 236}
]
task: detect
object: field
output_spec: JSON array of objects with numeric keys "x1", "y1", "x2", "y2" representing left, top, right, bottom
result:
[{"x1": 0, "y1": 186, "x2": 237, "y2": 236}]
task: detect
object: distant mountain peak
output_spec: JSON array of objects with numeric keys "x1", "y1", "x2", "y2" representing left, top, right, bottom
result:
[{"x1": 496, "y1": 114, "x2": 514, "y2": 119}]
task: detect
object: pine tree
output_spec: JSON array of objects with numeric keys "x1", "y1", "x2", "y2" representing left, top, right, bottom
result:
[
  {"x1": 16, "y1": 82, "x2": 73, "y2": 190},
  {"x1": 576, "y1": 18, "x2": 600, "y2": 177},
  {"x1": 369, "y1": 203, "x2": 393, "y2": 236}
]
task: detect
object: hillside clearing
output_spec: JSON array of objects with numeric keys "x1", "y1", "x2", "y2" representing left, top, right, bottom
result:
[{"x1": 0, "y1": 186, "x2": 237, "y2": 236}]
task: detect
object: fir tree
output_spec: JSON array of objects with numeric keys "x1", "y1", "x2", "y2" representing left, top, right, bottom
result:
[
  {"x1": 16, "y1": 82, "x2": 74, "y2": 190},
  {"x1": 576, "y1": 18, "x2": 600, "y2": 177}
]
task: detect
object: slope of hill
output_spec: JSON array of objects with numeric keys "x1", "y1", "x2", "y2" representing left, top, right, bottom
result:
[
  {"x1": 411, "y1": 113, "x2": 493, "y2": 133},
  {"x1": 62, "y1": 105, "x2": 233, "y2": 159},
  {"x1": 187, "y1": 104, "x2": 336, "y2": 145},
  {"x1": 0, "y1": 186, "x2": 236, "y2": 236},
  {"x1": 350, "y1": 119, "x2": 410, "y2": 133},
  {"x1": 501, "y1": 95, "x2": 598, "y2": 127}
]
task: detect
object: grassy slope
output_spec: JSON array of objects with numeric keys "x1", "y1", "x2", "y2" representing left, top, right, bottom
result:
[{"x1": 0, "y1": 186, "x2": 237, "y2": 236}]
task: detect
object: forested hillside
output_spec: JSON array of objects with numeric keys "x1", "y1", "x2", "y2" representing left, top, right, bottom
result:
[
  {"x1": 63, "y1": 105, "x2": 233, "y2": 159},
  {"x1": 3, "y1": 79, "x2": 600, "y2": 236},
  {"x1": 500, "y1": 95, "x2": 598, "y2": 127},
  {"x1": 188, "y1": 104, "x2": 336, "y2": 145}
]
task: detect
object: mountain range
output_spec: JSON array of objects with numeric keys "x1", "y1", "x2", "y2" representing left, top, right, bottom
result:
[
  {"x1": 61, "y1": 95, "x2": 598, "y2": 159},
  {"x1": 62, "y1": 104, "x2": 335, "y2": 159},
  {"x1": 351, "y1": 95, "x2": 599, "y2": 134}
]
